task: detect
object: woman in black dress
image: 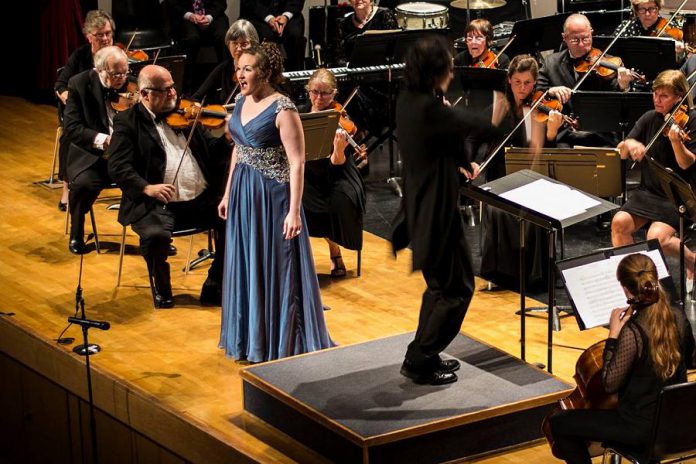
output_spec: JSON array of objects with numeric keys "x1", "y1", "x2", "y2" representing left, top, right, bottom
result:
[
  {"x1": 300, "y1": 69, "x2": 366, "y2": 277},
  {"x1": 192, "y1": 19, "x2": 259, "y2": 104},
  {"x1": 454, "y1": 18, "x2": 510, "y2": 69},
  {"x1": 548, "y1": 253, "x2": 694, "y2": 464},
  {"x1": 611, "y1": 70, "x2": 696, "y2": 284}
]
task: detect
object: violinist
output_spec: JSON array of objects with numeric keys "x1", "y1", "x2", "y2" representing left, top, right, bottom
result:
[
  {"x1": 613, "y1": 0, "x2": 686, "y2": 57},
  {"x1": 453, "y1": 19, "x2": 510, "y2": 70},
  {"x1": 54, "y1": 9, "x2": 116, "y2": 211},
  {"x1": 62, "y1": 46, "x2": 131, "y2": 255},
  {"x1": 548, "y1": 253, "x2": 694, "y2": 464},
  {"x1": 299, "y1": 69, "x2": 366, "y2": 277},
  {"x1": 108, "y1": 65, "x2": 229, "y2": 308},
  {"x1": 612, "y1": 70, "x2": 696, "y2": 285},
  {"x1": 537, "y1": 13, "x2": 634, "y2": 147},
  {"x1": 193, "y1": 20, "x2": 259, "y2": 104}
]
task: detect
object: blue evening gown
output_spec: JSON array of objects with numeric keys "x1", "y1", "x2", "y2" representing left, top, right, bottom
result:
[{"x1": 219, "y1": 94, "x2": 334, "y2": 362}]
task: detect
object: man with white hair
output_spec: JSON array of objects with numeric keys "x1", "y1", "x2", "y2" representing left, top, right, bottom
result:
[{"x1": 63, "y1": 46, "x2": 130, "y2": 254}]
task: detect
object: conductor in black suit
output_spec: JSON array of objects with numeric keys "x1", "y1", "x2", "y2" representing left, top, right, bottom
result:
[
  {"x1": 108, "y1": 65, "x2": 228, "y2": 308},
  {"x1": 169, "y1": 0, "x2": 230, "y2": 92},
  {"x1": 240, "y1": 0, "x2": 306, "y2": 71},
  {"x1": 391, "y1": 36, "x2": 503, "y2": 385},
  {"x1": 63, "y1": 46, "x2": 131, "y2": 255},
  {"x1": 537, "y1": 13, "x2": 634, "y2": 147}
]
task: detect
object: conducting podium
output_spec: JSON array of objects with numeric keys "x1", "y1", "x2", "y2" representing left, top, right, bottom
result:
[{"x1": 461, "y1": 169, "x2": 618, "y2": 372}]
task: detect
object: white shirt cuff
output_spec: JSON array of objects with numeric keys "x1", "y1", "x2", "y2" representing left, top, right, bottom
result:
[
  {"x1": 283, "y1": 12, "x2": 293, "y2": 20},
  {"x1": 93, "y1": 133, "x2": 109, "y2": 151},
  {"x1": 184, "y1": 12, "x2": 193, "y2": 20},
  {"x1": 265, "y1": 15, "x2": 275, "y2": 23},
  {"x1": 205, "y1": 14, "x2": 213, "y2": 23}
]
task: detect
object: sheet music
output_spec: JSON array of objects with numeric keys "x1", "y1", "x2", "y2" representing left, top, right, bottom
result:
[
  {"x1": 499, "y1": 178, "x2": 600, "y2": 220},
  {"x1": 561, "y1": 249, "x2": 669, "y2": 329}
]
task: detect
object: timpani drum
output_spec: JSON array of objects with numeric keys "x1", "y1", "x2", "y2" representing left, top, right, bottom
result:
[{"x1": 396, "y1": 2, "x2": 449, "y2": 30}]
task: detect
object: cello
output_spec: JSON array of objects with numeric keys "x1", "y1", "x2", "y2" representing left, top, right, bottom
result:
[{"x1": 542, "y1": 339, "x2": 618, "y2": 459}]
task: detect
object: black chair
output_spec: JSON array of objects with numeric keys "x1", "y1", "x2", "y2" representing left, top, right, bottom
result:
[{"x1": 602, "y1": 381, "x2": 696, "y2": 464}]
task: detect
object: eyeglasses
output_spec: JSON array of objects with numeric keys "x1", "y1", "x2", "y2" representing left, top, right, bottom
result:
[
  {"x1": 566, "y1": 36, "x2": 592, "y2": 45},
  {"x1": 90, "y1": 30, "x2": 113, "y2": 39},
  {"x1": 145, "y1": 85, "x2": 176, "y2": 94},
  {"x1": 105, "y1": 69, "x2": 129, "y2": 79},
  {"x1": 230, "y1": 40, "x2": 251, "y2": 50},
  {"x1": 465, "y1": 35, "x2": 486, "y2": 43},
  {"x1": 637, "y1": 6, "x2": 658, "y2": 14},
  {"x1": 308, "y1": 89, "x2": 336, "y2": 97}
]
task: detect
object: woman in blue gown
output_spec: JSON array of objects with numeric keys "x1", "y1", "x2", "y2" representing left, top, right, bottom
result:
[{"x1": 218, "y1": 43, "x2": 333, "y2": 362}]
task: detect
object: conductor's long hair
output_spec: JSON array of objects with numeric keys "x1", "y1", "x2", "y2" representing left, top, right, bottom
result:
[
  {"x1": 403, "y1": 35, "x2": 452, "y2": 94},
  {"x1": 616, "y1": 253, "x2": 681, "y2": 381}
]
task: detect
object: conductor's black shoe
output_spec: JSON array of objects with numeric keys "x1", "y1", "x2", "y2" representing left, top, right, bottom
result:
[
  {"x1": 200, "y1": 278, "x2": 222, "y2": 306},
  {"x1": 439, "y1": 359, "x2": 461, "y2": 373},
  {"x1": 168, "y1": 245, "x2": 177, "y2": 256},
  {"x1": 154, "y1": 293, "x2": 174, "y2": 309},
  {"x1": 400, "y1": 363, "x2": 458, "y2": 385},
  {"x1": 68, "y1": 238, "x2": 86, "y2": 255}
]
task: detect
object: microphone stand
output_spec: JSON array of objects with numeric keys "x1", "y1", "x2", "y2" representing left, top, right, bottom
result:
[{"x1": 73, "y1": 254, "x2": 100, "y2": 356}]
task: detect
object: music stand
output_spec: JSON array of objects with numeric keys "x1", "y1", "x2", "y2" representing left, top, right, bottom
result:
[
  {"x1": 647, "y1": 157, "x2": 696, "y2": 305},
  {"x1": 571, "y1": 91, "x2": 653, "y2": 138},
  {"x1": 505, "y1": 13, "x2": 570, "y2": 58},
  {"x1": 348, "y1": 29, "x2": 447, "y2": 196},
  {"x1": 301, "y1": 110, "x2": 340, "y2": 162},
  {"x1": 461, "y1": 169, "x2": 618, "y2": 372},
  {"x1": 130, "y1": 55, "x2": 187, "y2": 95},
  {"x1": 593, "y1": 36, "x2": 678, "y2": 81}
]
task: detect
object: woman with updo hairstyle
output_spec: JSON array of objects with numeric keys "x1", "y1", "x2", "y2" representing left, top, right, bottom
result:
[
  {"x1": 454, "y1": 18, "x2": 509, "y2": 69},
  {"x1": 218, "y1": 41, "x2": 333, "y2": 363},
  {"x1": 548, "y1": 253, "x2": 695, "y2": 464}
]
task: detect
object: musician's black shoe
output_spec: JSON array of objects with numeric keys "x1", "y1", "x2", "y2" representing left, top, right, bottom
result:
[
  {"x1": 400, "y1": 361, "x2": 458, "y2": 385},
  {"x1": 68, "y1": 237, "x2": 86, "y2": 255},
  {"x1": 168, "y1": 245, "x2": 177, "y2": 256},
  {"x1": 439, "y1": 359, "x2": 461, "y2": 373},
  {"x1": 58, "y1": 200, "x2": 67, "y2": 212},
  {"x1": 154, "y1": 293, "x2": 174, "y2": 309},
  {"x1": 200, "y1": 278, "x2": 222, "y2": 306}
]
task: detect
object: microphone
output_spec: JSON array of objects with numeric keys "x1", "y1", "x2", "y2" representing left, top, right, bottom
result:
[{"x1": 68, "y1": 316, "x2": 111, "y2": 331}]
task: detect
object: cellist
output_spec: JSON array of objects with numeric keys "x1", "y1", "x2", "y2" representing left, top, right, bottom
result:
[{"x1": 547, "y1": 253, "x2": 694, "y2": 464}]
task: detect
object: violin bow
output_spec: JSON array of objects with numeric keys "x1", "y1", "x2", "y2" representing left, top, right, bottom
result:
[
  {"x1": 171, "y1": 96, "x2": 206, "y2": 186},
  {"x1": 485, "y1": 35, "x2": 516, "y2": 69},
  {"x1": 152, "y1": 49, "x2": 161, "y2": 65},
  {"x1": 341, "y1": 86, "x2": 360, "y2": 111},
  {"x1": 125, "y1": 30, "x2": 139, "y2": 53},
  {"x1": 656, "y1": 0, "x2": 688, "y2": 37},
  {"x1": 572, "y1": 19, "x2": 634, "y2": 93},
  {"x1": 224, "y1": 83, "x2": 240, "y2": 106},
  {"x1": 477, "y1": 90, "x2": 551, "y2": 176},
  {"x1": 634, "y1": 69, "x2": 696, "y2": 168}
]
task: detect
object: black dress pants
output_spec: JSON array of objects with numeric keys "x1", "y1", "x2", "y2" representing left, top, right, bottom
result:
[
  {"x1": 176, "y1": 15, "x2": 230, "y2": 92},
  {"x1": 548, "y1": 409, "x2": 650, "y2": 464},
  {"x1": 68, "y1": 159, "x2": 110, "y2": 238},
  {"x1": 130, "y1": 190, "x2": 225, "y2": 295},
  {"x1": 404, "y1": 228, "x2": 475, "y2": 373},
  {"x1": 251, "y1": 15, "x2": 305, "y2": 71}
]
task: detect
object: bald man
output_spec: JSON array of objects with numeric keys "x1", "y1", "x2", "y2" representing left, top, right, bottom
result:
[{"x1": 108, "y1": 65, "x2": 229, "y2": 308}]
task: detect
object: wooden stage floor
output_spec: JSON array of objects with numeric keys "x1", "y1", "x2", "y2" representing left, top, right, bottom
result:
[{"x1": 0, "y1": 96, "x2": 690, "y2": 463}]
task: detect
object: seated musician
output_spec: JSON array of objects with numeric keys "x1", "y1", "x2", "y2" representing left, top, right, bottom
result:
[
  {"x1": 612, "y1": 70, "x2": 696, "y2": 286},
  {"x1": 454, "y1": 19, "x2": 510, "y2": 69},
  {"x1": 548, "y1": 253, "x2": 694, "y2": 464},
  {"x1": 192, "y1": 19, "x2": 259, "y2": 104},
  {"x1": 240, "y1": 0, "x2": 306, "y2": 71},
  {"x1": 478, "y1": 55, "x2": 563, "y2": 291},
  {"x1": 613, "y1": 0, "x2": 685, "y2": 57},
  {"x1": 108, "y1": 65, "x2": 229, "y2": 308},
  {"x1": 62, "y1": 46, "x2": 131, "y2": 255},
  {"x1": 54, "y1": 9, "x2": 116, "y2": 212},
  {"x1": 298, "y1": 69, "x2": 366, "y2": 277},
  {"x1": 537, "y1": 13, "x2": 634, "y2": 147}
]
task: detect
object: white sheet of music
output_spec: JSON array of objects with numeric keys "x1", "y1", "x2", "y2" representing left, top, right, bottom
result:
[
  {"x1": 499, "y1": 178, "x2": 600, "y2": 220},
  {"x1": 561, "y1": 249, "x2": 670, "y2": 329}
]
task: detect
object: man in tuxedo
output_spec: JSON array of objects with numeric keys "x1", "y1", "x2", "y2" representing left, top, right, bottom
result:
[
  {"x1": 168, "y1": 0, "x2": 230, "y2": 92},
  {"x1": 108, "y1": 65, "x2": 229, "y2": 308},
  {"x1": 63, "y1": 46, "x2": 130, "y2": 254},
  {"x1": 240, "y1": 0, "x2": 306, "y2": 71}
]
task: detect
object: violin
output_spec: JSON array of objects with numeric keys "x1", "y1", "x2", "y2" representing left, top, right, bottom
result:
[
  {"x1": 652, "y1": 17, "x2": 695, "y2": 54},
  {"x1": 542, "y1": 339, "x2": 618, "y2": 459},
  {"x1": 165, "y1": 98, "x2": 228, "y2": 130},
  {"x1": 475, "y1": 50, "x2": 497, "y2": 69},
  {"x1": 116, "y1": 42, "x2": 149, "y2": 62},
  {"x1": 529, "y1": 90, "x2": 579, "y2": 129},
  {"x1": 110, "y1": 81, "x2": 140, "y2": 112},
  {"x1": 662, "y1": 104, "x2": 691, "y2": 141},
  {"x1": 575, "y1": 48, "x2": 646, "y2": 84},
  {"x1": 327, "y1": 100, "x2": 368, "y2": 166}
]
